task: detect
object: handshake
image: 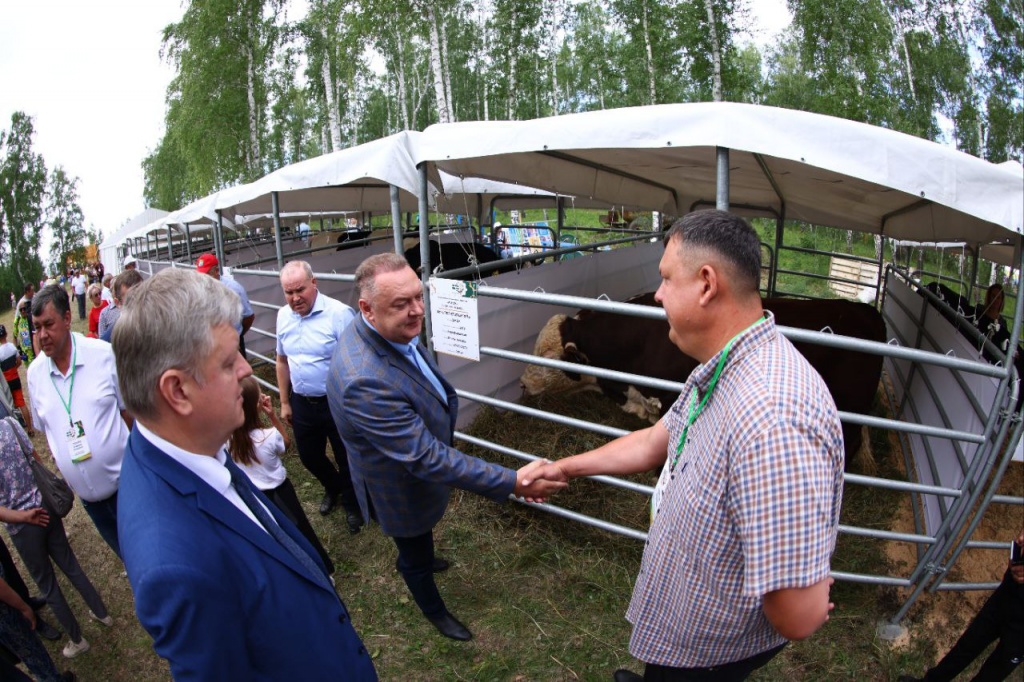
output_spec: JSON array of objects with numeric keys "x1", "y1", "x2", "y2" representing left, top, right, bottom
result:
[{"x1": 512, "y1": 459, "x2": 570, "y2": 503}]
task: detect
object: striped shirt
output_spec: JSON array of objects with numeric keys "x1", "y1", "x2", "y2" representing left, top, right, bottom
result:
[{"x1": 627, "y1": 312, "x2": 844, "y2": 668}]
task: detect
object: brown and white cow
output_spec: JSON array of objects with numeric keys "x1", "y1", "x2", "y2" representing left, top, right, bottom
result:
[{"x1": 521, "y1": 293, "x2": 887, "y2": 459}]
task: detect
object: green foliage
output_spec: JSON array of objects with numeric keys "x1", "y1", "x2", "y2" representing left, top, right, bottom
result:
[
  {"x1": 0, "y1": 111, "x2": 46, "y2": 292},
  {"x1": 48, "y1": 166, "x2": 87, "y2": 274}
]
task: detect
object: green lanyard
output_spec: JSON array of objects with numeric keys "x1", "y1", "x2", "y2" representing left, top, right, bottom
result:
[
  {"x1": 49, "y1": 336, "x2": 77, "y2": 427},
  {"x1": 670, "y1": 317, "x2": 765, "y2": 472}
]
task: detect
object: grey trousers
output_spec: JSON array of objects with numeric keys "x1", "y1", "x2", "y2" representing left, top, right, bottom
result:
[{"x1": 9, "y1": 516, "x2": 108, "y2": 643}]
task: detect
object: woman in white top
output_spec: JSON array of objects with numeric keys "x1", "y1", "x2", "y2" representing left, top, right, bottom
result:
[{"x1": 228, "y1": 377, "x2": 334, "y2": 574}]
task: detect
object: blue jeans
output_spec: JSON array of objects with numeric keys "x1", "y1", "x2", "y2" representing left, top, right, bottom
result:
[{"x1": 82, "y1": 492, "x2": 121, "y2": 559}]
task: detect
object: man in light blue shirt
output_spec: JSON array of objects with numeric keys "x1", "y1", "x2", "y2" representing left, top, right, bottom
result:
[
  {"x1": 196, "y1": 254, "x2": 255, "y2": 357},
  {"x1": 275, "y1": 260, "x2": 362, "y2": 532}
]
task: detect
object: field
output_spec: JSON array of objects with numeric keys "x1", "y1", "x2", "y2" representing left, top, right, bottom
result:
[{"x1": 2, "y1": 257, "x2": 1021, "y2": 681}]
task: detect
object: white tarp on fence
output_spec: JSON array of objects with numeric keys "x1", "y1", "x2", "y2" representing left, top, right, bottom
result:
[{"x1": 883, "y1": 273, "x2": 1020, "y2": 533}]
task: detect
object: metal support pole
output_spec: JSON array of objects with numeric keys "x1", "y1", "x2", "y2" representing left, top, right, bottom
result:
[
  {"x1": 716, "y1": 146, "x2": 730, "y2": 211},
  {"x1": 166, "y1": 226, "x2": 173, "y2": 262},
  {"x1": 184, "y1": 223, "x2": 192, "y2": 263},
  {"x1": 967, "y1": 246, "x2": 981, "y2": 303},
  {"x1": 215, "y1": 211, "x2": 225, "y2": 266},
  {"x1": 771, "y1": 217, "x2": 785, "y2": 297},
  {"x1": 556, "y1": 196, "x2": 565, "y2": 247},
  {"x1": 271, "y1": 192, "x2": 284, "y2": 270},
  {"x1": 417, "y1": 164, "x2": 433, "y2": 353},
  {"x1": 390, "y1": 185, "x2": 403, "y2": 255}
]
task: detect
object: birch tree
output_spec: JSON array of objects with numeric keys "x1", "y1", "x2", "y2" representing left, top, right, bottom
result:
[
  {"x1": 47, "y1": 166, "x2": 86, "y2": 273},
  {"x1": 0, "y1": 112, "x2": 46, "y2": 288}
]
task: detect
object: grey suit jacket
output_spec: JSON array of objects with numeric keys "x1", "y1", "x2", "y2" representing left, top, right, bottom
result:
[{"x1": 327, "y1": 319, "x2": 515, "y2": 537}]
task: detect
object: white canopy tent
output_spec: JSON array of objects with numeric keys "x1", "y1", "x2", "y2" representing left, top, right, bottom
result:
[
  {"x1": 99, "y1": 208, "x2": 168, "y2": 273},
  {"x1": 414, "y1": 102, "x2": 1023, "y2": 247},
  {"x1": 216, "y1": 132, "x2": 427, "y2": 220}
]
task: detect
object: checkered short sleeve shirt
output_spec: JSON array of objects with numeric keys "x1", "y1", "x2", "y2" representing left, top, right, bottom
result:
[{"x1": 626, "y1": 312, "x2": 845, "y2": 668}]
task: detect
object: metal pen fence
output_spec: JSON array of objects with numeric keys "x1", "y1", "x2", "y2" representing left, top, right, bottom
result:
[{"x1": 131, "y1": 213, "x2": 1023, "y2": 630}]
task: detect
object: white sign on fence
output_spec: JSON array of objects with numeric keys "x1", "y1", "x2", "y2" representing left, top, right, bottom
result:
[{"x1": 429, "y1": 277, "x2": 480, "y2": 361}]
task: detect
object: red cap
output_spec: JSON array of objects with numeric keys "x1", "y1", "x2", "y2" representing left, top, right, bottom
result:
[{"x1": 195, "y1": 253, "x2": 219, "y2": 274}]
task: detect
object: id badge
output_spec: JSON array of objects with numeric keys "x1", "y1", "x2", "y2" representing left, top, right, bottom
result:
[
  {"x1": 649, "y1": 459, "x2": 672, "y2": 525},
  {"x1": 65, "y1": 421, "x2": 92, "y2": 463}
]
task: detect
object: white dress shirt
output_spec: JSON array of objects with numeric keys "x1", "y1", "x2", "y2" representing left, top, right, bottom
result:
[
  {"x1": 27, "y1": 333, "x2": 129, "y2": 502},
  {"x1": 135, "y1": 422, "x2": 275, "y2": 534}
]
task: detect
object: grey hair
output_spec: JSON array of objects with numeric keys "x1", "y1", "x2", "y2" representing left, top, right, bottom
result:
[
  {"x1": 355, "y1": 252, "x2": 412, "y2": 299},
  {"x1": 102, "y1": 273, "x2": 113, "y2": 286},
  {"x1": 280, "y1": 260, "x2": 313, "y2": 281},
  {"x1": 112, "y1": 268, "x2": 241, "y2": 419},
  {"x1": 87, "y1": 283, "x2": 102, "y2": 298}
]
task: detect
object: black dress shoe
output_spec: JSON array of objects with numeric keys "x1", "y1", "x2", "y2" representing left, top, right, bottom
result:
[
  {"x1": 426, "y1": 611, "x2": 472, "y2": 641},
  {"x1": 394, "y1": 557, "x2": 450, "y2": 573},
  {"x1": 319, "y1": 493, "x2": 337, "y2": 516},
  {"x1": 613, "y1": 670, "x2": 643, "y2": 682},
  {"x1": 345, "y1": 510, "x2": 364, "y2": 535}
]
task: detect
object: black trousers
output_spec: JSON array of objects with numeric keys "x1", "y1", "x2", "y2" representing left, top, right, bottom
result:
[
  {"x1": 643, "y1": 644, "x2": 786, "y2": 682},
  {"x1": 925, "y1": 571, "x2": 1023, "y2": 681},
  {"x1": 393, "y1": 531, "x2": 445, "y2": 618},
  {"x1": 288, "y1": 393, "x2": 357, "y2": 510},
  {"x1": 264, "y1": 477, "x2": 335, "y2": 574},
  {"x1": 75, "y1": 293, "x2": 86, "y2": 320}
]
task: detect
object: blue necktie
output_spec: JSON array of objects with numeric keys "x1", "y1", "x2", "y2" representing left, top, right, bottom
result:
[
  {"x1": 405, "y1": 344, "x2": 447, "y2": 400},
  {"x1": 224, "y1": 458, "x2": 332, "y2": 591}
]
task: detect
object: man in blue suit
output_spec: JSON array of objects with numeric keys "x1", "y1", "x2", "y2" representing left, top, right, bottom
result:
[
  {"x1": 113, "y1": 268, "x2": 376, "y2": 680},
  {"x1": 328, "y1": 253, "x2": 564, "y2": 642}
]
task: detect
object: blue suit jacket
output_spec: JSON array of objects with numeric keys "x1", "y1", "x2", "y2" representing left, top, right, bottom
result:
[
  {"x1": 327, "y1": 319, "x2": 516, "y2": 538},
  {"x1": 118, "y1": 428, "x2": 377, "y2": 681}
]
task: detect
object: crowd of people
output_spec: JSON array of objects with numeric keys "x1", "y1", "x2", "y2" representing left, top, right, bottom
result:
[{"x1": 0, "y1": 211, "x2": 1018, "y2": 681}]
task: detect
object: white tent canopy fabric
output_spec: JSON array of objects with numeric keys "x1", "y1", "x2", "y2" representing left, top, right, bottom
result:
[
  {"x1": 414, "y1": 102, "x2": 1024, "y2": 247},
  {"x1": 99, "y1": 208, "x2": 169, "y2": 273},
  {"x1": 216, "y1": 132, "x2": 427, "y2": 219}
]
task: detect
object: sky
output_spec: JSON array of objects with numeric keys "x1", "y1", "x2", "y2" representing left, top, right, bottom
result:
[{"x1": 0, "y1": 0, "x2": 791, "y2": 251}]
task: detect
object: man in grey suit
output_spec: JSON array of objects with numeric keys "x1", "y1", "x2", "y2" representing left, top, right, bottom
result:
[{"x1": 327, "y1": 253, "x2": 564, "y2": 642}]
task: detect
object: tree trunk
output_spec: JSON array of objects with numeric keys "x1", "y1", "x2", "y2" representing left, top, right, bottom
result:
[
  {"x1": 704, "y1": 0, "x2": 723, "y2": 101},
  {"x1": 642, "y1": 0, "x2": 656, "y2": 104},
  {"x1": 892, "y1": 8, "x2": 915, "y2": 99},
  {"x1": 426, "y1": 3, "x2": 451, "y2": 123},
  {"x1": 438, "y1": 7, "x2": 455, "y2": 121},
  {"x1": 845, "y1": 229, "x2": 853, "y2": 254},
  {"x1": 549, "y1": 5, "x2": 560, "y2": 115},
  {"x1": 320, "y1": 26, "x2": 342, "y2": 151},
  {"x1": 245, "y1": 18, "x2": 261, "y2": 174},
  {"x1": 394, "y1": 24, "x2": 411, "y2": 130},
  {"x1": 508, "y1": 5, "x2": 518, "y2": 119}
]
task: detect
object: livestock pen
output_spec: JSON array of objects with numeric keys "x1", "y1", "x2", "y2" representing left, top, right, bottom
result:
[{"x1": 120, "y1": 103, "x2": 1023, "y2": 636}]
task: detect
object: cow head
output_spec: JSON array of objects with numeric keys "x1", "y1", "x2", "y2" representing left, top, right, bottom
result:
[{"x1": 520, "y1": 314, "x2": 599, "y2": 396}]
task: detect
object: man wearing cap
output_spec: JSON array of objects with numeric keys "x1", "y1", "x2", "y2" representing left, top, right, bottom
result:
[
  {"x1": 195, "y1": 254, "x2": 255, "y2": 357},
  {"x1": 275, "y1": 260, "x2": 362, "y2": 530},
  {"x1": 122, "y1": 256, "x2": 137, "y2": 271}
]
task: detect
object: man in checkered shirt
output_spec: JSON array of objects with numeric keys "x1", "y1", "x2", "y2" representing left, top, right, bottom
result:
[{"x1": 526, "y1": 210, "x2": 845, "y2": 680}]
